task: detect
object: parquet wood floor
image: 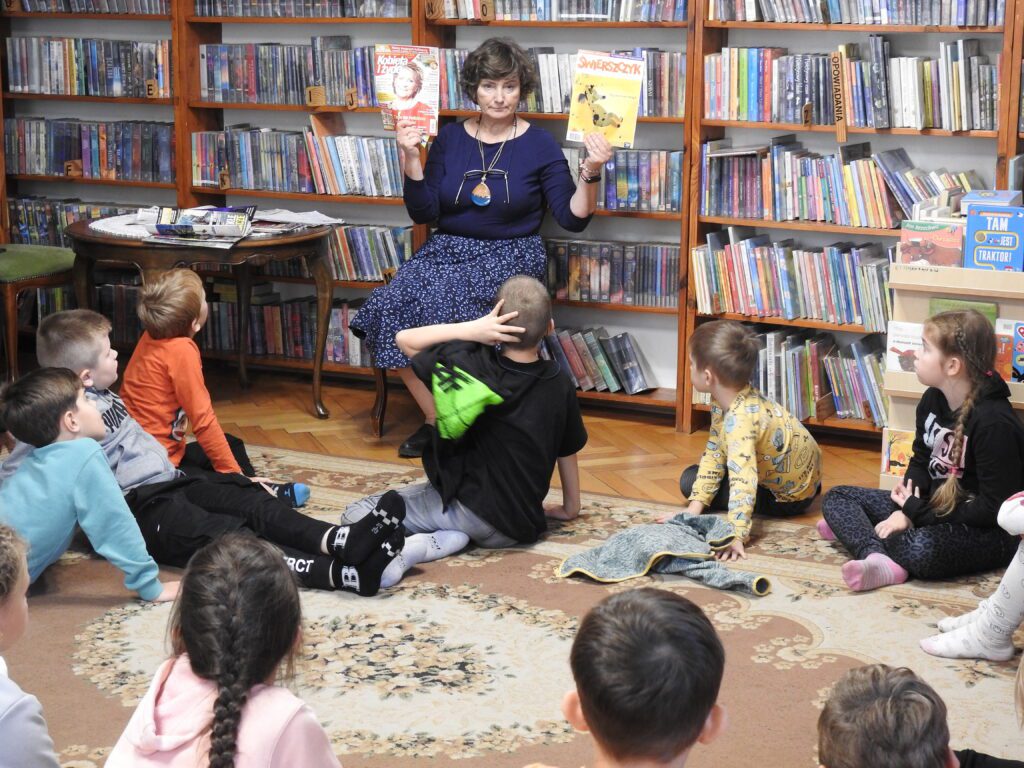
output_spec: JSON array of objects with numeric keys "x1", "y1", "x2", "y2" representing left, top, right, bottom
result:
[{"x1": 205, "y1": 365, "x2": 883, "y2": 523}]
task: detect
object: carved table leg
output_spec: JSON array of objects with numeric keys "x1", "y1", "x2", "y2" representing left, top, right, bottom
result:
[
  {"x1": 72, "y1": 254, "x2": 94, "y2": 309},
  {"x1": 304, "y1": 240, "x2": 331, "y2": 419},
  {"x1": 234, "y1": 261, "x2": 252, "y2": 389}
]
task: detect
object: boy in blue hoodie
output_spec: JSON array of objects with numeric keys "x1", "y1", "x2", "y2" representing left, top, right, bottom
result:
[{"x1": 0, "y1": 367, "x2": 177, "y2": 601}]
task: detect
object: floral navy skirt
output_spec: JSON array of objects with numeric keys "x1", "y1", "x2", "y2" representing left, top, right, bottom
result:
[{"x1": 350, "y1": 232, "x2": 546, "y2": 369}]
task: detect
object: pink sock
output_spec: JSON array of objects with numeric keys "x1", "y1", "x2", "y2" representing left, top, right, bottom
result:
[
  {"x1": 816, "y1": 519, "x2": 836, "y2": 541},
  {"x1": 841, "y1": 553, "x2": 909, "y2": 592}
]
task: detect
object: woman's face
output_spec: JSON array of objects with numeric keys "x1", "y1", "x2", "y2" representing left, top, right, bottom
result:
[
  {"x1": 394, "y1": 67, "x2": 420, "y2": 99},
  {"x1": 475, "y1": 77, "x2": 520, "y2": 120}
]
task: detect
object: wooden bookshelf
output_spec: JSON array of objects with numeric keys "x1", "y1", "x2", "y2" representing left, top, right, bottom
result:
[
  {"x1": 185, "y1": 15, "x2": 412, "y2": 22},
  {"x1": 699, "y1": 312, "x2": 870, "y2": 334},
  {"x1": 703, "y1": 20, "x2": 1005, "y2": 32},
  {"x1": 701, "y1": 118, "x2": 998, "y2": 139},
  {"x1": 191, "y1": 187, "x2": 407, "y2": 205},
  {"x1": 3, "y1": 93, "x2": 173, "y2": 105},
  {"x1": 679, "y1": 0, "x2": 1022, "y2": 437},
  {"x1": 188, "y1": 101, "x2": 382, "y2": 113},
  {"x1": 8, "y1": 174, "x2": 176, "y2": 189},
  {"x1": 555, "y1": 299, "x2": 678, "y2": 314},
  {"x1": 692, "y1": 401, "x2": 880, "y2": 433},
  {"x1": 1, "y1": 10, "x2": 171, "y2": 19},
  {"x1": 428, "y1": 18, "x2": 686, "y2": 26}
]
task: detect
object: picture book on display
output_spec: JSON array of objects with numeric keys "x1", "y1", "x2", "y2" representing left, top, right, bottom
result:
[
  {"x1": 927, "y1": 297, "x2": 998, "y2": 326},
  {"x1": 881, "y1": 428, "x2": 915, "y2": 476},
  {"x1": 963, "y1": 206, "x2": 1024, "y2": 271},
  {"x1": 567, "y1": 50, "x2": 644, "y2": 149},
  {"x1": 897, "y1": 221, "x2": 963, "y2": 267},
  {"x1": 994, "y1": 318, "x2": 1024, "y2": 381},
  {"x1": 374, "y1": 45, "x2": 440, "y2": 138},
  {"x1": 885, "y1": 321, "x2": 923, "y2": 373}
]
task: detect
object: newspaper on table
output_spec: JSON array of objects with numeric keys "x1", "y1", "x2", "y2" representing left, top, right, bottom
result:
[
  {"x1": 566, "y1": 50, "x2": 644, "y2": 149},
  {"x1": 137, "y1": 205, "x2": 257, "y2": 249},
  {"x1": 374, "y1": 44, "x2": 440, "y2": 139}
]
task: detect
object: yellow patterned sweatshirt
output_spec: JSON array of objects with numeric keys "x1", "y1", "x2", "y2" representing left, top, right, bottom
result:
[{"x1": 690, "y1": 386, "x2": 821, "y2": 541}]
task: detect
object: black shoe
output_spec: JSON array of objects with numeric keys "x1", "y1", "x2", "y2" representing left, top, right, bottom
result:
[{"x1": 398, "y1": 423, "x2": 432, "y2": 458}]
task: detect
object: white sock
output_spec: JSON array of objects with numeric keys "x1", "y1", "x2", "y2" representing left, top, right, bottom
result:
[
  {"x1": 937, "y1": 599, "x2": 990, "y2": 633},
  {"x1": 419, "y1": 531, "x2": 470, "y2": 563},
  {"x1": 378, "y1": 531, "x2": 470, "y2": 590},
  {"x1": 920, "y1": 621, "x2": 1016, "y2": 661},
  {"x1": 999, "y1": 493, "x2": 1024, "y2": 535},
  {"x1": 921, "y1": 540, "x2": 1024, "y2": 661}
]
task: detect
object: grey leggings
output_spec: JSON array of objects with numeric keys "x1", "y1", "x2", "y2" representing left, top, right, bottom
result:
[{"x1": 343, "y1": 481, "x2": 516, "y2": 548}]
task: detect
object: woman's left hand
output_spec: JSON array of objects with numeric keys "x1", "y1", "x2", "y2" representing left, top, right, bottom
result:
[{"x1": 581, "y1": 133, "x2": 613, "y2": 176}]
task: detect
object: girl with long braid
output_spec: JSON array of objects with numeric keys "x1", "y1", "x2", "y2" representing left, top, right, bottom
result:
[
  {"x1": 820, "y1": 310, "x2": 1024, "y2": 592},
  {"x1": 107, "y1": 533, "x2": 340, "y2": 768}
]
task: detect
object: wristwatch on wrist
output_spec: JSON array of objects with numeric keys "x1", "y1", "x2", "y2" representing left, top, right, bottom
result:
[{"x1": 579, "y1": 165, "x2": 602, "y2": 184}]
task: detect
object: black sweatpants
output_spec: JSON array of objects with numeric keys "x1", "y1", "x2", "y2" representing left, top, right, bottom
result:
[
  {"x1": 126, "y1": 474, "x2": 336, "y2": 589},
  {"x1": 179, "y1": 433, "x2": 256, "y2": 478},
  {"x1": 821, "y1": 485, "x2": 1018, "y2": 579},
  {"x1": 679, "y1": 464, "x2": 818, "y2": 519}
]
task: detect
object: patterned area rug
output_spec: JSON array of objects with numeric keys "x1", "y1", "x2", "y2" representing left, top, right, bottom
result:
[{"x1": 11, "y1": 446, "x2": 1024, "y2": 767}]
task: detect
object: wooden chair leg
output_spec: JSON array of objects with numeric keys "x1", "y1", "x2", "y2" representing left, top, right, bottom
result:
[
  {"x1": 371, "y1": 366, "x2": 389, "y2": 438},
  {"x1": 3, "y1": 284, "x2": 20, "y2": 383}
]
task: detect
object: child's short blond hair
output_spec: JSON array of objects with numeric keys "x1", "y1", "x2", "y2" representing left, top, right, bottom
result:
[
  {"x1": 36, "y1": 309, "x2": 112, "y2": 373},
  {"x1": 495, "y1": 275, "x2": 551, "y2": 351},
  {"x1": 0, "y1": 524, "x2": 26, "y2": 604},
  {"x1": 137, "y1": 269, "x2": 205, "y2": 339},
  {"x1": 688, "y1": 320, "x2": 759, "y2": 388},
  {"x1": 818, "y1": 665, "x2": 949, "y2": 768}
]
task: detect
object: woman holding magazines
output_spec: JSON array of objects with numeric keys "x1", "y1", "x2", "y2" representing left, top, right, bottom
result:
[{"x1": 352, "y1": 36, "x2": 612, "y2": 458}]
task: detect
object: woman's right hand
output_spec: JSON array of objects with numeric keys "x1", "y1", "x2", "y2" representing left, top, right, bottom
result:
[{"x1": 396, "y1": 118, "x2": 424, "y2": 158}]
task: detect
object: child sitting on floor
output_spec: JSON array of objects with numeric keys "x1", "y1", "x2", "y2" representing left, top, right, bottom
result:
[
  {"x1": 108, "y1": 533, "x2": 342, "y2": 767},
  {"x1": 0, "y1": 524, "x2": 60, "y2": 767},
  {"x1": 677, "y1": 320, "x2": 822, "y2": 561},
  {"x1": 120, "y1": 268, "x2": 307, "y2": 506},
  {"x1": 821, "y1": 310, "x2": 1023, "y2": 591},
  {"x1": 818, "y1": 664, "x2": 1024, "y2": 768},
  {"x1": 525, "y1": 588, "x2": 726, "y2": 768},
  {"x1": 0, "y1": 310, "x2": 424, "y2": 596},
  {"x1": 919, "y1": 492, "x2": 1024, "y2": 661},
  {"x1": 0, "y1": 367, "x2": 178, "y2": 602},
  {"x1": 342, "y1": 275, "x2": 587, "y2": 561}
]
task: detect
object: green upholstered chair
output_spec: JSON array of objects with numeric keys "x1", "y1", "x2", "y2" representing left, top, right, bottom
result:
[{"x1": 0, "y1": 244, "x2": 77, "y2": 381}]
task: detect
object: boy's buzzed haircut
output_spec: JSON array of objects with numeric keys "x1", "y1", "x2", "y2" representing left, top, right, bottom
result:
[
  {"x1": 0, "y1": 367, "x2": 83, "y2": 448},
  {"x1": 137, "y1": 268, "x2": 205, "y2": 339},
  {"x1": 818, "y1": 665, "x2": 950, "y2": 768},
  {"x1": 571, "y1": 588, "x2": 725, "y2": 763},
  {"x1": 689, "y1": 319, "x2": 759, "y2": 388},
  {"x1": 495, "y1": 275, "x2": 551, "y2": 351},
  {"x1": 36, "y1": 309, "x2": 112, "y2": 372}
]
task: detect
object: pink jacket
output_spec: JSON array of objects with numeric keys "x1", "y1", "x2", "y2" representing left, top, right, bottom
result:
[{"x1": 107, "y1": 655, "x2": 341, "y2": 768}]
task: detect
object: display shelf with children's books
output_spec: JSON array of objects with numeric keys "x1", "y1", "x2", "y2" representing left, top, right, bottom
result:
[
  {"x1": 2, "y1": 11, "x2": 172, "y2": 19},
  {"x1": 701, "y1": 119, "x2": 998, "y2": 139},
  {"x1": 879, "y1": 258, "x2": 1024, "y2": 488}
]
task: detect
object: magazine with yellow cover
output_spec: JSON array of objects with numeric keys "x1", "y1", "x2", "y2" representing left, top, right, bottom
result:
[{"x1": 566, "y1": 50, "x2": 643, "y2": 149}]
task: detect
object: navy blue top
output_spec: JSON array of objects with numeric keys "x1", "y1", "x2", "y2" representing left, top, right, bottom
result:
[{"x1": 403, "y1": 121, "x2": 592, "y2": 239}]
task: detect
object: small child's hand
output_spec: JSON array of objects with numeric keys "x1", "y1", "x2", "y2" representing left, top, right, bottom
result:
[
  {"x1": 890, "y1": 479, "x2": 920, "y2": 508},
  {"x1": 714, "y1": 540, "x2": 746, "y2": 561},
  {"x1": 874, "y1": 510, "x2": 912, "y2": 539},
  {"x1": 152, "y1": 580, "x2": 181, "y2": 603},
  {"x1": 470, "y1": 301, "x2": 526, "y2": 346}
]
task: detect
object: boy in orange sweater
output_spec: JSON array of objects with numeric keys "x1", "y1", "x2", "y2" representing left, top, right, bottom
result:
[{"x1": 121, "y1": 268, "x2": 308, "y2": 507}]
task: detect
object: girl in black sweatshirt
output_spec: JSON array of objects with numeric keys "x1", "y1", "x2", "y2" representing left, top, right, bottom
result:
[{"x1": 821, "y1": 310, "x2": 1023, "y2": 591}]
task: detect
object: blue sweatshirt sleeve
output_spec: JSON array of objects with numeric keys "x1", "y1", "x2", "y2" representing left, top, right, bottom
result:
[
  {"x1": 538, "y1": 136, "x2": 592, "y2": 233},
  {"x1": 403, "y1": 126, "x2": 449, "y2": 224},
  {"x1": 0, "y1": 685, "x2": 60, "y2": 768},
  {"x1": 73, "y1": 446, "x2": 162, "y2": 601}
]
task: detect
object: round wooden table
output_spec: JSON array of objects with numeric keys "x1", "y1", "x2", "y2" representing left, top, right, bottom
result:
[{"x1": 64, "y1": 219, "x2": 336, "y2": 418}]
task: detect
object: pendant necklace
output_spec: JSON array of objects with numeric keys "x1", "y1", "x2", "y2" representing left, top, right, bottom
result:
[{"x1": 470, "y1": 116, "x2": 516, "y2": 207}]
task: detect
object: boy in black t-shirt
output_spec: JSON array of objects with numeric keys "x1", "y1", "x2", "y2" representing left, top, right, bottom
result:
[{"x1": 343, "y1": 276, "x2": 587, "y2": 558}]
